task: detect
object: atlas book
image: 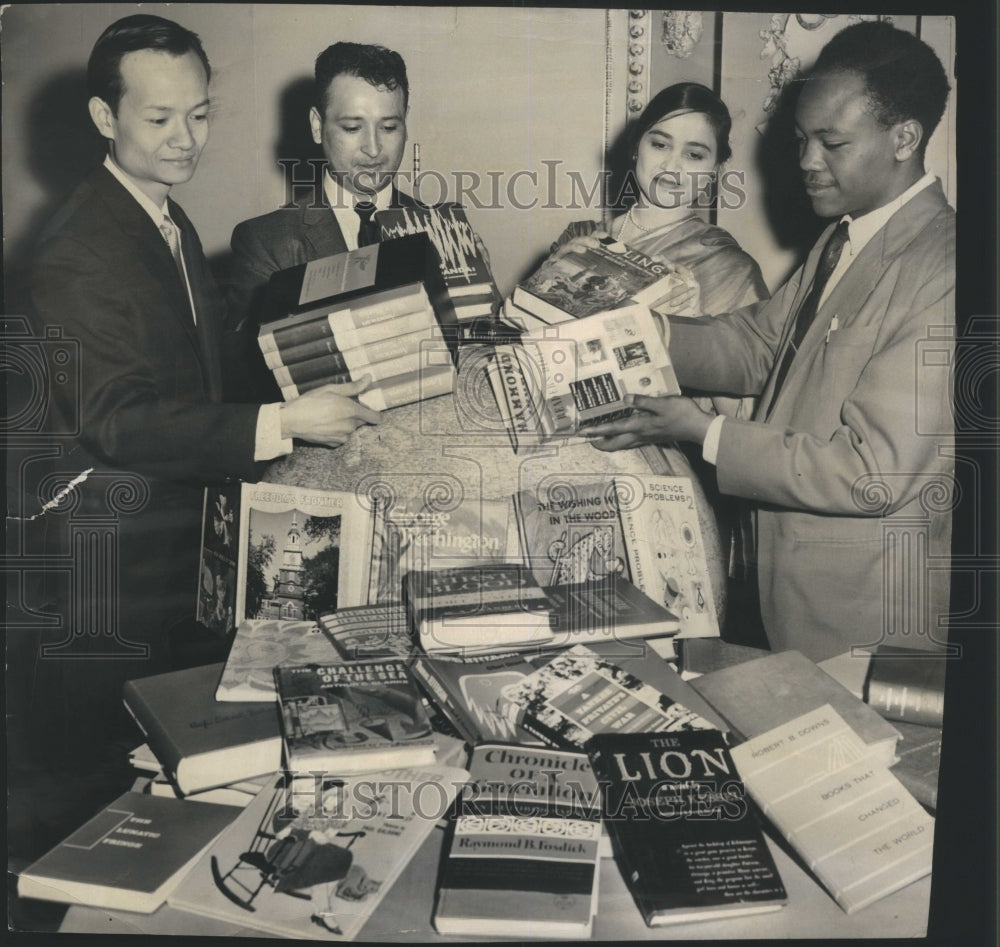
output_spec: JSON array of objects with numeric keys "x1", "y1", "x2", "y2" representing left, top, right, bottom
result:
[
  {"x1": 274, "y1": 660, "x2": 437, "y2": 776},
  {"x1": 492, "y1": 305, "x2": 681, "y2": 441},
  {"x1": 377, "y1": 203, "x2": 499, "y2": 321},
  {"x1": 498, "y1": 643, "x2": 717, "y2": 752},
  {"x1": 730, "y1": 705, "x2": 935, "y2": 914},
  {"x1": 403, "y1": 564, "x2": 679, "y2": 657},
  {"x1": 690, "y1": 649, "x2": 902, "y2": 768},
  {"x1": 169, "y1": 764, "x2": 469, "y2": 940},
  {"x1": 587, "y1": 729, "x2": 787, "y2": 926},
  {"x1": 409, "y1": 650, "x2": 546, "y2": 746},
  {"x1": 122, "y1": 662, "x2": 282, "y2": 796},
  {"x1": 231, "y1": 480, "x2": 380, "y2": 626},
  {"x1": 513, "y1": 234, "x2": 699, "y2": 323},
  {"x1": 863, "y1": 645, "x2": 947, "y2": 728},
  {"x1": 515, "y1": 473, "x2": 719, "y2": 639},
  {"x1": 18, "y1": 791, "x2": 241, "y2": 914},
  {"x1": 433, "y1": 743, "x2": 601, "y2": 938}
]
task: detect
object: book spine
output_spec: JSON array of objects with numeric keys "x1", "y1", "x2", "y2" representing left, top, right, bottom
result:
[
  {"x1": 276, "y1": 348, "x2": 425, "y2": 392},
  {"x1": 263, "y1": 323, "x2": 443, "y2": 370},
  {"x1": 357, "y1": 365, "x2": 454, "y2": 412},
  {"x1": 260, "y1": 312, "x2": 334, "y2": 354},
  {"x1": 866, "y1": 680, "x2": 944, "y2": 727}
]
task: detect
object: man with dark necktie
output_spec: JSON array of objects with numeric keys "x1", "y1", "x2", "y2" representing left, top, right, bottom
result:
[
  {"x1": 580, "y1": 22, "x2": 955, "y2": 661},
  {"x1": 23, "y1": 15, "x2": 379, "y2": 781},
  {"x1": 227, "y1": 42, "x2": 419, "y2": 401}
]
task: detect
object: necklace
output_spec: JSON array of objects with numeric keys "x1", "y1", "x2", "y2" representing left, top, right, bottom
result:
[{"x1": 625, "y1": 205, "x2": 651, "y2": 234}]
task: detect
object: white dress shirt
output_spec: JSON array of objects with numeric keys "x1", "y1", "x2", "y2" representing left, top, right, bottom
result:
[{"x1": 324, "y1": 172, "x2": 395, "y2": 251}]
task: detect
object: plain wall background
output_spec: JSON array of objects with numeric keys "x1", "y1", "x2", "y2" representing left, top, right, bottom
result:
[{"x1": 2, "y1": 6, "x2": 956, "y2": 297}]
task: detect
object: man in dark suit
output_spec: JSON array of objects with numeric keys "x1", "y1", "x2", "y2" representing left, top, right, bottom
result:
[
  {"x1": 24, "y1": 16, "x2": 380, "y2": 776},
  {"x1": 582, "y1": 22, "x2": 954, "y2": 661},
  {"x1": 227, "y1": 42, "x2": 418, "y2": 401}
]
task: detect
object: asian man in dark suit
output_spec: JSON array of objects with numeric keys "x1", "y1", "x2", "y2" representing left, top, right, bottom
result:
[
  {"x1": 581, "y1": 22, "x2": 955, "y2": 661},
  {"x1": 23, "y1": 16, "x2": 380, "y2": 782},
  {"x1": 226, "y1": 42, "x2": 419, "y2": 401}
]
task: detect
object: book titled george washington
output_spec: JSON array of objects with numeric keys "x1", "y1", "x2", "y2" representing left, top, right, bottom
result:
[
  {"x1": 274, "y1": 660, "x2": 437, "y2": 775},
  {"x1": 587, "y1": 729, "x2": 786, "y2": 926},
  {"x1": 433, "y1": 743, "x2": 601, "y2": 938}
]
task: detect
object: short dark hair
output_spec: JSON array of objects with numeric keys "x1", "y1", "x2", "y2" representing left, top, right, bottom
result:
[
  {"x1": 314, "y1": 42, "x2": 408, "y2": 114},
  {"x1": 811, "y1": 21, "x2": 950, "y2": 152},
  {"x1": 87, "y1": 15, "x2": 211, "y2": 115},
  {"x1": 631, "y1": 82, "x2": 733, "y2": 164}
]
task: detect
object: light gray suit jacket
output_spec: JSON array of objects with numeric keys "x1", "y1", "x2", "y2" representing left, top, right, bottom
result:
[{"x1": 669, "y1": 181, "x2": 955, "y2": 660}]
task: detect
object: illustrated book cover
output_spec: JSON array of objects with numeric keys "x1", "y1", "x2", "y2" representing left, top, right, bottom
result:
[
  {"x1": 498, "y1": 643, "x2": 717, "y2": 751},
  {"x1": 587, "y1": 729, "x2": 787, "y2": 925},
  {"x1": 274, "y1": 660, "x2": 437, "y2": 776}
]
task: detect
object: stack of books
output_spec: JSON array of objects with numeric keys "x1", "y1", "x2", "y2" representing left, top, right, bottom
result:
[{"x1": 258, "y1": 232, "x2": 458, "y2": 409}]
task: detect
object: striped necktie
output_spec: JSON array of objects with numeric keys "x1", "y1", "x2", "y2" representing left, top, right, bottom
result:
[{"x1": 766, "y1": 219, "x2": 850, "y2": 415}]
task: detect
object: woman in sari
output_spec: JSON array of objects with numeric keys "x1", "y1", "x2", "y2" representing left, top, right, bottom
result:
[{"x1": 554, "y1": 82, "x2": 769, "y2": 609}]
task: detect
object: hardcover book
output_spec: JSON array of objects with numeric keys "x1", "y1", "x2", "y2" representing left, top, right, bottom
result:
[
  {"x1": 169, "y1": 764, "x2": 469, "y2": 940},
  {"x1": 498, "y1": 643, "x2": 717, "y2": 751},
  {"x1": 319, "y1": 604, "x2": 414, "y2": 661},
  {"x1": 433, "y1": 743, "x2": 601, "y2": 938},
  {"x1": 587, "y1": 729, "x2": 787, "y2": 925},
  {"x1": 730, "y1": 705, "x2": 935, "y2": 914},
  {"x1": 262, "y1": 322, "x2": 442, "y2": 372},
  {"x1": 274, "y1": 660, "x2": 437, "y2": 776},
  {"x1": 484, "y1": 343, "x2": 547, "y2": 453},
  {"x1": 515, "y1": 473, "x2": 718, "y2": 639},
  {"x1": 377, "y1": 203, "x2": 499, "y2": 321},
  {"x1": 403, "y1": 565, "x2": 679, "y2": 657},
  {"x1": 122, "y1": 662, "x2": 282, "y2": 796},
  {"x1": 18, "y1": 791, "x2": 241, "y2": 914},
  {"x1": 863, "y1": 645, "x2": 947, "y2": 728},
  {"x1": 513, "y1": 235, "x2": 699, "y2": 323},
  {"x1": 197, "y1": 482, "x2": 242, "y2": 636},
  {"x1": 409, "y1": 651, "x2": 545, "y2": 746},
  {"x1": 690, "y1": 649, "x2": 902, "y2": 768}
]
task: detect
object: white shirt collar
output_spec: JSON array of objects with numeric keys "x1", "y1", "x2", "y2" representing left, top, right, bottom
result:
[
  {"x1": 103, "y1": 154, "x2": 171, "y2": 226},
  {"x1": 840, "y1": 171, "x2": 936, "y2": 258},
  {"x1": 323, "y1": 172, "x2": 393, "y2": 251}
]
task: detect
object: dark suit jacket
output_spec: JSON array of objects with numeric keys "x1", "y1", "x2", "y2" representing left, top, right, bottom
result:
[
  {"x1": 225, "y1": 189, "x2": 419, "y2": 401},
  {"x1": 26, "y1": 166, "x2": 263, "y2": 745},
  {"x1": 669, "y1": 181, "x2": 955, "y2": 660}
]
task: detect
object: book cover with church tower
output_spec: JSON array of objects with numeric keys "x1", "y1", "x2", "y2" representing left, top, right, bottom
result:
[{"x1": 262, "y1": 512, "x2": 307, "y2": 620}]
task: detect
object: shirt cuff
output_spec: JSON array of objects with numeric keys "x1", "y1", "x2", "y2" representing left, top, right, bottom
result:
[
  {"x1": 702, "y1": 414, "x2": 726, "y2": 466},
  {"x1": 254, "y1": 403, "x2": 293, "y2": 461}
]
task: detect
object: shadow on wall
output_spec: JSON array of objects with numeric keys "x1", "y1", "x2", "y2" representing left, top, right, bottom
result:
[
  {"x1": 753, "y1": 79, "x2": 826, "y2": 259},
  {"x1": 5, "y1": 69, "x2": 105, "y2": 311}
]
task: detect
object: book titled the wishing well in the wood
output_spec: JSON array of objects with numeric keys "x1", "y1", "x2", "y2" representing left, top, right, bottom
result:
[
  {"x1": 433, "y1": 743, "x2": 601, "y2": 938},
  {"x1": 587, "y1": 729, "x2": 787, "y2": 926},
  {"x1": 498, "y1": 643, "x2": 716, "y2": 752},
  {"x1": 274, "y1": 660, "x2": 436, "y2": 775},
  {"x1": 513, "y1": 235, "x2": 699, "y2": 323},
  {"x1": 18, "y1": 792, "x2": 241, "y2": 913}
]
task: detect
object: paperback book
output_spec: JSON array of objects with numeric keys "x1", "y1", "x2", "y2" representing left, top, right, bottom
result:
[
  {"x1": 730, "y1": 705, "x2": 935, "y2": 914},
  {"x1": 515, "y1": 473, "x2": 719, "y2": 639},
  {"x1": 498, "y1": 643, "x2": 717, "y2": 751},
  {"x1": 433, "y1": 743, "x2": 601, "y2": 938},
  {"x1": 197, "y1": 482, "x2": 241, "y2": 635},
  {"x1": 587, "y1": 729, "x2": 787, "y2": 925},
  {"x1": 123, "y1": 662, "x2": 282, "y2": 796},
  {"x1": 513, "y1": 235, "x2": 699, "y2": 323},
  {"x1": 169, "y1": 764, "x2": 469, "y2": 940},
  {"x1": 274, "y1": 660, "x2": 437, "y2": 776},
  {"x1": 18, "y1": 792, "x2": 241, "y2": 914}
]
